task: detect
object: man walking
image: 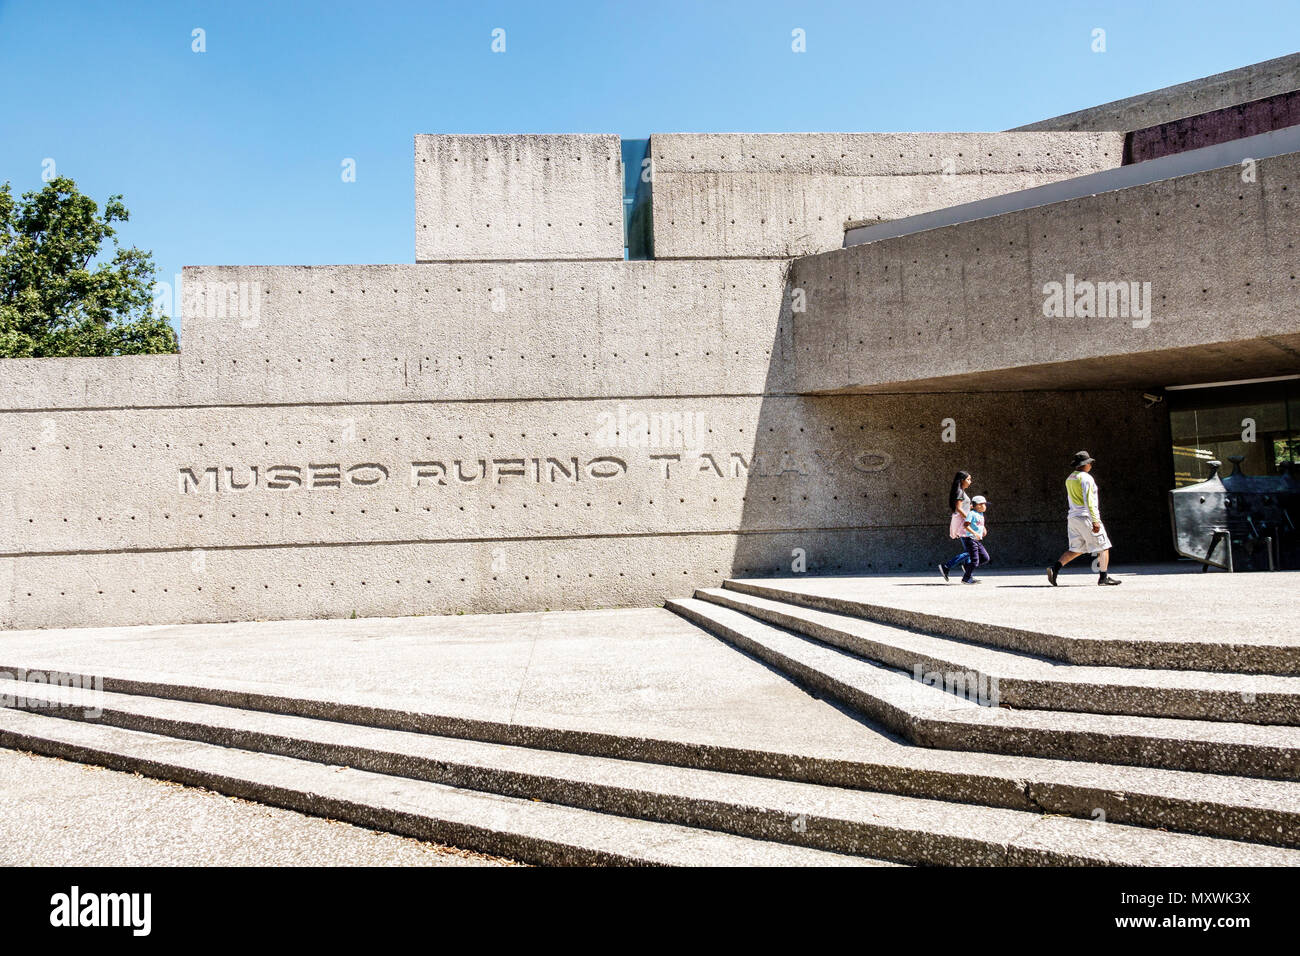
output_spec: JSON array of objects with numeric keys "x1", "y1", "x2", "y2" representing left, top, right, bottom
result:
[{"x1": 1047, "y1": 451, "x2": 1121, "y2": 586}]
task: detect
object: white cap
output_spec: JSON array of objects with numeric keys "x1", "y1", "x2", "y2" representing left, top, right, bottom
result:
[{"x1": 971, "y1": 495, "x2": 988, "y2": 504}]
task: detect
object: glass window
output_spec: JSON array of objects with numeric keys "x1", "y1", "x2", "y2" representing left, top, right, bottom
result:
[
  {"x1": 620, "y1": 138, "x2": 653, "y2": 260},
  {"x1": 1168, "y1": 378, "x2": 1300, "y2": 485}
]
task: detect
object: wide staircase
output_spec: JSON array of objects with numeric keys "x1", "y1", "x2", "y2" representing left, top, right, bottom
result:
[{"x1": 2, "y1": 579, "x2": 1298, "y2": 865}]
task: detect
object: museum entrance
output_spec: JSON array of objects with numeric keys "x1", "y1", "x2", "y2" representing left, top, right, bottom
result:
[{"x1": 1168, "y1": 376, "x2": 1300, "y2": 486}]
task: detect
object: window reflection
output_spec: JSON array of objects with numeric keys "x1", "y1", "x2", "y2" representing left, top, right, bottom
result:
[{"x1": 1169, "y1": 378, "x2": 1300, "y2": 486}]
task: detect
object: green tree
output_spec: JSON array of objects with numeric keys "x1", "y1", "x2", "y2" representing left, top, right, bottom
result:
[{"x1": 0, "y1": 177, "x2": 178, "y2": 357}]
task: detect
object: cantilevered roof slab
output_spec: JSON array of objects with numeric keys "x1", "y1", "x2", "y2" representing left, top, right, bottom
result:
[{"x1": 791, "y1": 147, "x2": 1300, "y2": 394}]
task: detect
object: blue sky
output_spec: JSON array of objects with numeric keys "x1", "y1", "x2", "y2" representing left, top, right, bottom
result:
[{"x1": 2, "y1": 0, "x2": 1297, "y2": 330}]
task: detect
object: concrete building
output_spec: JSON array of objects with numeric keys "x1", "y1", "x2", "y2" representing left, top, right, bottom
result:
[
  {"x1": 1, "y1": 56, "x2": 1298, "y2": 630},
  {"x1": 3, "y1": 54, "x2": 1300, "y2": 872}
]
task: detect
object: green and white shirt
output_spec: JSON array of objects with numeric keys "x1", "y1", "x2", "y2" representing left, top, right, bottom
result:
[{"x1": 1066, "y1": 470, "x2": 1100, "y2": 522}]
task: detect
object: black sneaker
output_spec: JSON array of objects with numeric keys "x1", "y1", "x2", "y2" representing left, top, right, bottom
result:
[
  {"x1": 1046, "y1": 566, "x2": 1058, "y2": 586},
  {"x1": 1098, "y1": 575, "x2": 1122, "y2": 586},
  {"x1": 938, "y1": 563, "x2": 950, "y2": 582},
  {"x1": 961, "y1": 578, "x2": 981, "y2": 584}
]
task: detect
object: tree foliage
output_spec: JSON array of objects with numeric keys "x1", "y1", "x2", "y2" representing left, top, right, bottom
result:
[{"x1": 0, "y1": 177, "x2": 177, "y2": 357}]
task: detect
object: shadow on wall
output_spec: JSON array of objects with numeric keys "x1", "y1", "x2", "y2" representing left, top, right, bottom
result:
[{"x1": 726, "y1": 269, "x2": 1175, "y2": 579}]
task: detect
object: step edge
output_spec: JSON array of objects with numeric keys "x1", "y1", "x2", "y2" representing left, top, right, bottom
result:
[
  {"x1": 0, "y1": 709, "x2": 883, "y2": 868},
  {"x1": 693, "y1": 587, "x2": 1300, "y2": 725},
  {"x1": 669, "y1": 597, "x2": 1300, "y2": 783}
]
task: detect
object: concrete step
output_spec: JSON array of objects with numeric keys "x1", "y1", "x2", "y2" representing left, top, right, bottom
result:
[
  {"x1": 668, "y1": 597, "x2": 1300, "y2": 781},
  {"x1": 4, "y1": 682, "x2": 1298, "y2": 865},
  {"x1": 0, "y1": 707, "x2": 881, "y2": 867},
  {"x1": 4, "y1": 664, "x2": 1299, "y2": 848},
  {"x1": 720, "y1": 579, "x2": 1300, "y2": 675},
  {"x1": 695, "y1": 587, "x2": 1300, "y2": 725}
]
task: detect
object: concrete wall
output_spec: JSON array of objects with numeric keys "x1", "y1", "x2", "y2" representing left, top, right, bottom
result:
[
  {"x1": 0, "y1": 124, "x2": 1216, "y2": 630},
  {"x1": 648, "y1": 132, "x2": 1123, "y2": 258},
  {"x1": 0, "y1": 354, "x2": 183, "y2": 409},
  {"x1": 1013, "y1": 52, "x2": 1300, "y2": 132},
  {"x1": 789, "y1": 149, "x2": 1300, "y2": 394},
  {"x1": 0, "y1": 260, "x2": 790, "y2": 415},
  {"x1": 414, "y1": 135, "x2": 624, "y2": 261},
  {"x1": 177, "y1": 260, "x2": 790, "y2": 404},
  {"x1": 0, "y1": 380, "x2": 1167, "y2": 629},
  {"x1": 0, "y1": 256, "x2": 1172, "y2": 629}
]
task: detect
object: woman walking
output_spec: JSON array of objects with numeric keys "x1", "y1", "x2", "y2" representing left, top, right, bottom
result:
[{"x1": 939, "y1": 471, "x2": 973, "y2": 582}]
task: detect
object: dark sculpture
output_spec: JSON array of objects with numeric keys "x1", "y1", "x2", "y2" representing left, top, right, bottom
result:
[{"x1": 1169, "y1": 457, "x2": 1300, "y2": 570}]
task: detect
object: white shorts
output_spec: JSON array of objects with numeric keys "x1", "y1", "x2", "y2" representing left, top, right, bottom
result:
[{"x1": 1067, "y1": 514, "x2": 1111, "y2": 553}]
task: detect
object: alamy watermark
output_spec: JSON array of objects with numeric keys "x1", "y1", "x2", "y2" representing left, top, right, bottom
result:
[
  {"x1": 594, "y1": 403, "x2": 707, "y2": 450},
  {"x1": 1, "y1": 670, "x2": 104, "y2": 719},
  {"x1": 50, "y1": 886, "x2": 150, "y2": 936},
  {"x1": 1042, "y1": 274, "x2": 1152, "y2": 329},
  {"x1": 912, "y1": 664, "x2": 999, "y2": 706},
  {"x1": 153, "y1": 275, "x2": 263, "y2": 329}
]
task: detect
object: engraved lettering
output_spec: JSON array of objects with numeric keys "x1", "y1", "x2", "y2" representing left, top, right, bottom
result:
[
  {"x1": 650, "y1": 453, "x2": 681, "y2": 478},
  {"x1": 226, "y1": 465, "x2": 258, "y2": 491},
  {"x1": 410, "y1": 461, "x2": 448, "y2": 487},
  {"x1": 310, "y1": 463, "x2": 342, "y2": 488},
  {"x1": 347, "y1": 463, "x2": 388, "y2": 486},
  {"x1": 543, "y1": 457, "x2": 579, "y2": 483},
  {"x1": 179, "y1": 467, "x2": 219, "y2": 493},
  {"x1": 492, "y1": 458, "x2": 526, "y2": 483},
  {"x1": 693, "y1": 453, "x2": 724, "y2": 477},
  {"x1": 776, "y1": 452, "x2": 809, "y2": 477},
  {"x1": 852, "y1": 450, "x2": 893, "y2": 473},
  {"x1": 586, "y1": 456, "x2": 627, "y2": 479},
  {"x1": 454, "y1": 459, "x2": 486, "y2": 484},
  {"x1": 266, "y1": 465, "x2": 302, "y2": 490}
]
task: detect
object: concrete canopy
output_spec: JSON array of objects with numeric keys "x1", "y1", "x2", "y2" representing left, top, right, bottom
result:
[{"x1": 791, "y1": 150, "x2": 1300, "y2": 394}]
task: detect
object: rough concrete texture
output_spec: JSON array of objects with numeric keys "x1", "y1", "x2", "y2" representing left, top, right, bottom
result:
[
  {"x1": 0, "y1": 748, "x2": 512, "y2": 866},
  {"x1": 3, "y1": 602, "x2": 1299, "y2": 848},
  {"x1": 649, "y1": 132, "x2": 1123, "y2": 258},
  {"x1": 693, "y1": 585, "x2": 1300, "y2": 724},
  {"x1": 414, "y1": 135, "x2": 624, "y2": 261},
  {"x1": 6, "y1": 695, "x2": 1293, "y2": 865},
  {"x1": 670, "y1": 595, "x2": 1300, "y2": 780},
  {"x1": 0, "y1": 710, "x2": 877, "y2": 866},
  {"x1": 174, "y1": 260, "x2": 791, "y2": 402},
  {"x1": 0, "y1": 607, "x2": 894, "y2": 753},
  {"x1": 720, "y1": 567, "x2": 1300, "y2": 673},
  {"x1": 0, "y1": 353, "x2": 183, "y2": 409},
  {"x1": 0, "y1": 384, "x2": 1168, "y2": 627},
  {"x1": 0, "y1": 259, "x2": 790, "y2": 408},
  {"x1": 2, "y1": 126, "x2": 1287, "y2": 629},
  {"x1": 791, "y1": 149, "x2": 1300, "y2": 393},
  {"x1": 1013, "y1": 52, "x2": 1300, "y2": 132}
]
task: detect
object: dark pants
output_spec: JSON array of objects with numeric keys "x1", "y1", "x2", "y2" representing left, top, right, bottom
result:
[
  {"x1": 943, "y1": 548, "x2": 969, "y2": 570},
  {"x1": 960, "y1": 536, "x2": 990, "y2": 580}
]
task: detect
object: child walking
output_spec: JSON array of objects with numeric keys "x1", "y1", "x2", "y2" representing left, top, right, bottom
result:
[{"x1": 955, "y1": 496, "x2": 991, "y2": 584}]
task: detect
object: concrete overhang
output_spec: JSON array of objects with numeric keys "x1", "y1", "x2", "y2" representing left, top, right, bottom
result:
[
  {"x1": 790, "y1": 147, "x2": 1300, "y2": 395},
  {"x1": 843, "y1": 124, "x2": 1300, "y2": 247},
  {"x1": 1010, "y1": 51, "x2": 1300, "y2": 132},
  {"x1": 807, "y1": 333, "x2": 1300, "y2": 394}
]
